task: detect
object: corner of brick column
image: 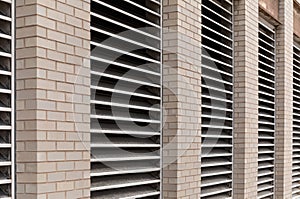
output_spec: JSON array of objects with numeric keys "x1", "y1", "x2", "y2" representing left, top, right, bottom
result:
[
  {"x1": 275, "y1": 0, "x2": 294, "y2": 198},
  {"x1": 162, "y1": 0, "x2": 202, "y2": 198},
  {"x1": 233, "y1": 0, "x2": 259, "y2": 198},
  {"x1": 16, "y1": 1, "x2": 91, "y2": 198}
]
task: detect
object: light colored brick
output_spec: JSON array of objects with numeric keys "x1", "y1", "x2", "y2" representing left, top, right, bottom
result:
[{"x1": 16, "y1": 1, "x2": 90, "y2": 198}]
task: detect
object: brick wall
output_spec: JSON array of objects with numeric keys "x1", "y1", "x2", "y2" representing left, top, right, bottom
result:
[
  {"x1": 233, "y1": 0, "x2": 259, "y2": 198},
  {"x1": 15, "y1": 0, "x2": 90, "y2": 198},
  {"x1": 275, "y1": 0, "x2": 294, "y2": 198},
  {"x1": 162, "y1": 0, "x2": 202, "y2": 198}
]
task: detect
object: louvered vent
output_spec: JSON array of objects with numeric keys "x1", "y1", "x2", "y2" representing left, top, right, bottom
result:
[
  {"x1": 201, "y1": 0, "x2": 233, "y2": 198},
  {"x1": 257, "y1": 22, "x2": 275, "y2": 199},
  {"x1": 90, "y1": 0, "x2": 161, "y2": 198},
  {"x1": 293, "y1": 43, "x2": 300, "y2": 198},
  {"x1": 0, "y1": 0, "x2": 14, "y2": 198}
]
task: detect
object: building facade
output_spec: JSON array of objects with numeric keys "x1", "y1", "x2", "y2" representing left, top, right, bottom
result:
[{"x1": 0, "y1": 0, "x2": 298, "y2": 198}]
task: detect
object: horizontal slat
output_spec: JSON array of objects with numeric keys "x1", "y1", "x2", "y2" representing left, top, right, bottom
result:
[
  {"x1": 202, "y1": 44, "x2": 232, "y2": 60},
  {"x1": 91, "y1": 155, "x2": 160, "y2": 162},
  {"x1": 91, "y1": 12, "x2": 160, "y2": 40},
  {"x1": 0, "y1": 14, "x2": 11, "y2": 22},
  {"x1": 0, "y1": 52, "x2": 11, "y2": 58},
  {"x1": 0, "y1": 0, "x2": 12, "y2": 4},
  {"x1": 258, "y1": 191, "x2": 273, "y2": 199},
  {"x1": 201, "y1": 179, "x2": 232, "y2": 188},
  {"x1": 92, "y1": 187, "x2": 160, "y2": 199},
  {"x1": 91, "y1": 56, "x2": 160, "y2": 76},
  {"x1": 91, "y1": 129, "x2": 160, "y2": 136},
  {"x1": 92, "y1": 0, "x2": 160, "y2": 28},
  {"x1": 259, "y1": 30, "x2": 274, "y2": 42},
  {"x1": 124, "y1": 0, "x2": 160, "y2": 16},
  {"x1": 201, "y1": 168, "x2": 232, "y2": 178},
  {"x1": 90, "y1": 26, "x2": 160, "y2": 52},
  {"x1": 202, "y1": 54, "x2": 233, "y2": 68},
  {"x1": 201, "y1": 160, "x2": 232, "y2": 168},
  {"x1": 91, "y1": 167, "x2": 160, "y2": 177},
  {"x1": 201, "y1": 187, "x2": 232, "y2": 198},
  {"x1": 202, "y1": 4, "x2": 232, "y2": 24},
  {"x1": 91, "y1": 143, "x2": 160, "y2": 148},
  {"x1": 91, "y1": 100, "x2": 160, "y2": 112},
  {"x1": 91, "y1": 85, "x2": 160, "y2": 100},
  {"x1": 0, "y1": 33, "x2": 11, "y2": 40},
  {"x1": 206, "y1": 0, "x2": 232, "y2": 15},
  {"x1": 91, "y1": 114, "x2": 160, "y2": 123},
  {"x1": 259, "y1": 53, "x2": 275, "y2": 64},
  {"x1": 202, "y1": 15, "x2": 232, "y2": 33},
  {"x1": 202, "y1": 24, "x2": 232, "y2": 42},
  {"x1": 91, "y1": 179, "x2": 160, "y2": 191},
  {"x1": 91, "y1": 70, "x2": 160, "y2": 88},
  {"x1": 91, "y1": 41, "x2": 160, "y2": 64}
]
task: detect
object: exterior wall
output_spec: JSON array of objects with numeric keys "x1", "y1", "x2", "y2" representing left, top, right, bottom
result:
[
  {"x1": 259, "y1": 0, "x2": 279, "y2": 20},
  {"x1": 233, "y1": 0, "x2": 259, "y2": 198},
  {"x1": 10, "y1": 0, "x2": 298, "y2": 198},
  {"x1": 15, "y1": 0, "x2": 90, "y2": 198},
  {"x1": 162, "y1": 0, "x2": 202, "y2": 198},
  {"x1": 275, "y1": 0, "x2": 294, "y2": 198},
  {"x1": 294, "y1": 1, "x2": 300, "y2": 38}
]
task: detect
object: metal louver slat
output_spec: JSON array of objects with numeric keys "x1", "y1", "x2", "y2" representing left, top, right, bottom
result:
[
  {"x1": 293, "y1": 42, "x2": 300, "y2": 198},
  {"x1": 0, "y1": 0, "x2": 14, "y2": 198},
  {"x1": 201, "y1": 0, "x2": 233, "y2": 198},
  {"x1": 90, "y1": 0, "x2": 161, "y2": 198},
  {"x1": 257, "y1": 22, "x2": 275, "y2": 199}
]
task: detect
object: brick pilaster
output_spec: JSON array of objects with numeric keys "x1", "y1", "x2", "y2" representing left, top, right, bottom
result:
[
  {"x1": 162, "y1": 0, "x2": 202, "y2": 198},
  {"x1": 233, "y1": 0, "x2": 259, "y2": 198},
  {"x1": 16, "y1": 0, "x2": 90, "y2": 198},
  {"x1": 275, "y1": 0, "x2": 294, "y2": 198}
]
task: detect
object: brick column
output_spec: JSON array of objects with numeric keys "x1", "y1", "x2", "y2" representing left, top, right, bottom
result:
[
  {"x1": 233, "y1": 0, "x2": 259, "y2": 198},
  {"x1": 162, "y1": 0, "x2": 201, "y2": 198},
  {"x1": 275, "y1": 0, "x2": 294, "y2": 198},
  {"x1": 16, "y1": 1, "x2": 90, "y2": 198}
]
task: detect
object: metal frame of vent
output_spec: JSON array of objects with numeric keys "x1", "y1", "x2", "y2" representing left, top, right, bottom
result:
[
  {"x1": 0, "y1": 0, "x2": 14, "y2": 198},
  {"x1": 293, "y1": 42, "x2": 300, "y2": 198},
  {"x1": 201, "y1": 0, "x2": 234, "y2": 198},
  {"x1": 257, "y1": 22, "x2": 275, "y2": 199},
  {"x1": 90, "y1": 0, "x2": 162, "y2": 198}
]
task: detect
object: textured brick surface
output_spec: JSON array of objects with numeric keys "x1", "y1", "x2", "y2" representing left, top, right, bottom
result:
[
  {"x1": 16, "y1": 0, "x2": 90, "y2": 198},
  {"x1": 275, "y1": 0, "x2": 294, "y2": 198},
  {"x1": 162, "y1": 0, "x2": 201, "y2": 198},
  {"x1": 233, "y1": 0, "x2": 259, "y2": 198}
]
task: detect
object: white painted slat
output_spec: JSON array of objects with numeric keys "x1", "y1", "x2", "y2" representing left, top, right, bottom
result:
[
  {"x1": 201, "y1": 1, "x2": 233, "y2": 198},
  {"x1": 90, "y1": 56, "x2": 160, "y2": 76},
  {"x1": 91, "y1": 12, "x2": 160, "y2": 41},
  {"x1": 91, "y1": 179, "x2": 160, "y2": 192},
  {"x1": 90, "y1": 1, "x2": 161, "y2": 197},
  {"x1": 294, "y1": 42, "x2": 300, "y2": 198},
  {"x1": 0, "y1": 1, "x2": 13, "y2": 198},
  {"x1": 92, "y1": 0, "x2": 160, "y2": 28},
  {"x1": 257, "y1": 22, "x2": 275, "y2": 197}
]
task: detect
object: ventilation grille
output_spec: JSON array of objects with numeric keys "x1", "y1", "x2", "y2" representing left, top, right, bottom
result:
[
  {"x1": 90, "y1": 0, "x2": 161, "y2": 198},
  {"x1": 201, "y1": 0, "x2": 233, "y2": 198},
  {"x1": 257, "y1": 22, "x2": 275, "y2": 199},
  {"x1": 0, "y1": 0, "x2": 14, "y2": 198},
  {"x1": 293, "y1": 43, "x2": 300, "y2": 198}
]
